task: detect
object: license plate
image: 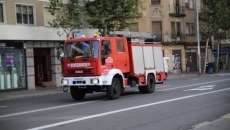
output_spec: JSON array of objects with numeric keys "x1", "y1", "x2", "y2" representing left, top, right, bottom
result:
[{"x1": 74, "y1": 78, "x2": 83, "y2": 81}]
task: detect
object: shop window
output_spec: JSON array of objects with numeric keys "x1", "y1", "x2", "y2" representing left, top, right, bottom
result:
[
  {"x1": 16, "y1": 4, "x2": 34, "y2": 25},
  {"x1": 116, "y1": 40, "x2": 124, "y2": 52},
  {"x1": 0, "y1": 2, "x2": 5, "y2": 23},
  {"x1": 0, "y1": 42, "x2": 26, "y2": 90}
]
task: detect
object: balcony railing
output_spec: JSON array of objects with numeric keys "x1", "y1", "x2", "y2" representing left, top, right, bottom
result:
[
  {"x1": 171, "y1": 33, "x2": 186, "y2": 42},
  {"x1": 169, "y1": 5, "x2": 186, "y2": 17},
  {"x1": 153, "y1": 32, "x2": 197, "y2": 43},
  {"x1": 152, "y1": 33, "x2": 162, "y2": 42}
]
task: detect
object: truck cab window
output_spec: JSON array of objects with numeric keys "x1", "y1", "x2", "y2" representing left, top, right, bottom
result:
[
  {"x1": 116, "y1": 40, "x2": 124, "y2": 52},
  {"x1": 102, "y1": 40, "x2": 112, "y2": 55}
]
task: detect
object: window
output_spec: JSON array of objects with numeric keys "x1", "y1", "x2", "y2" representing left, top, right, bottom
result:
[
  {"x1": 190, "y1": 23, "x2": 195, "y2": 35},
  {"x1": 0, "y1": 2, "x2": 4, "y2": 23},
  {"x1": 151, "y1": 0, "x2": 160, "y2": 5},
  {"x1": 171, "y1": 22, "x2": 176, "y2": 39},
  {"x1": 102, "y1": 40, "x2": 112, "y2": 55},
  {"x1": 185, "y1": 0, "x2": 194, "y2": 9},
  {"x1": 16, "y1": 4, "x2": 34, "y2": 25},
  {"x1": 129, "y1": 23, "x2": 139, "y2": 32},
  {"x1": 116, "y1": 41, "x2": 124, "y2": 52},
  {"x1": 152, "y1": 21, "x2": 162, "y2": 42},
  {"x1": 186, "y1": 23, "x2": 190, "y2": 34}
]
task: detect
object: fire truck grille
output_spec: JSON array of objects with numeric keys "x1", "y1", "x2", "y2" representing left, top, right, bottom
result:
[{"x1": 66, "y1": 69, "x2": 94, "y2": 75}]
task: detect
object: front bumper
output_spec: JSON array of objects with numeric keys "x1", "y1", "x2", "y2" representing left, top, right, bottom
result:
[{"x1": 60, "y1": 76, "x2": 103, "y2": 86}]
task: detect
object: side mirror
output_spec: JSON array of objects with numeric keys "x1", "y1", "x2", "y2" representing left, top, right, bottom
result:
[{"x1": 57, "y1": 47, "x2": 64, "y2": 60}]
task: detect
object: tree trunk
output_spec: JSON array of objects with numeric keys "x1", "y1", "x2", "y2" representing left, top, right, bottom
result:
[
  {"x1": 203, "y1": 38, "x2": 209, "y2": 74},
  {"x1": 102, "y1": 24, "x2": 108, "y2": 36},
  {"x1": 217, "y1": 41, "x2": 220, "y2": 72}
]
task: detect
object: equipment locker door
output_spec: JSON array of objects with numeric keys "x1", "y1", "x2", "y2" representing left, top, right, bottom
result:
[{"x1": 114, "y1": 40, "x2": 129, "y2": 73}]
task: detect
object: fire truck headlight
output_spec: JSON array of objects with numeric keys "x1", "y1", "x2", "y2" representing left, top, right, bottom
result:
[
  {"x1": 91, "y1": 79, "x2": 99, "y2": 84},
  {"x1": 62, "y1": 79, "x2": 69, "y2": 85}
]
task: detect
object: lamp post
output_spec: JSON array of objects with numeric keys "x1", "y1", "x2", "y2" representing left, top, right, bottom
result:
[{"x1": 196, "y1": 0, "x2": 201, "y2": 74}]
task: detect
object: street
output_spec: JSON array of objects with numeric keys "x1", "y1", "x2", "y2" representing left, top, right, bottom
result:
[{"x1": 0, "y1": 74, "x2": 230, "y2": 130}]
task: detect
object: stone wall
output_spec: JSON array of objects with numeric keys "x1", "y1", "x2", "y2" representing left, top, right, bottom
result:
[{"x1": 163, "y1": 45, "x2": 186, "y2": 74}]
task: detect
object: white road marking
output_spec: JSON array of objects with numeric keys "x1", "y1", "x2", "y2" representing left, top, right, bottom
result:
[
  {"x1": 0, "y1": 106, "x2": 7, "y2": 108},
  {"x1": 191, "y1": 79, "x2": 199, "y2": 81},
  {"x1": 27, "y1": 88, "x2": 230, "y2": 130},
  {"x1": 157, "y1": 85, "x2": 171, "y2": 88},
  {"x1": 134, "y1": 85, "x2": 172, "y2": 91},
  {"x1": 0, "y1": 101, "x2": 97, "y2": 119},
  {"x1": 184, "y1": 85, "x2": 215, "y2": 91},
  {"x1": 158, "y1": 79, "x2": 229, "y2": 91}
]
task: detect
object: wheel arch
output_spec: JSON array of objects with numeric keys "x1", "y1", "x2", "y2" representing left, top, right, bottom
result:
[{"x1": 103, "y1": 69, "x2": 124, "y2": 86}]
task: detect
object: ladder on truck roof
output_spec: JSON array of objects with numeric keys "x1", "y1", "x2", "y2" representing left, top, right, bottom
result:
[{"x1": 109, "y1": 31, "x2": 157, "y2": 44}]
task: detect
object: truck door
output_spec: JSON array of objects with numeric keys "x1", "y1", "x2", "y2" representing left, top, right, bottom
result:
[
  {"x1": 101, "y1": 40, "x2": 114, "y2": 74},
  {"x1": 114, "y1": 40, "x2": 129, "y2": 73}
]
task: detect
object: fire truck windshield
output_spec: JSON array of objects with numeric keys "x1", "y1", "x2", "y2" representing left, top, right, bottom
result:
[{"x1": 65, "y1": 40, "x2": 99, "y2": 59}]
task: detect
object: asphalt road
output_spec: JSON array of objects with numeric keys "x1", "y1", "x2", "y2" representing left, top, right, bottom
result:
[{"x1": 0, "y1": 74, "x2": 230, "y2": 130}]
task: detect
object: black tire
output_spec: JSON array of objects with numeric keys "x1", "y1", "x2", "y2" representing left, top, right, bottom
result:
[
  {"x1": 121, "y1": 87, "x2": 125, "y2": 95},
  {"x1": 106, "y1": 77, "x2": 121, "y2": 100},
  {"x1": 138, "y1": 74, "x2": 155, "y2": 93},
  {"x1": 70, "y1": 86, "x2": 86, "y2": 101},
  {"x1": 164, "y1": 73, "x2": 167, "y2": 80},
  {"x1": 138, "y1": 86, "x2": 146, "y2": 93}
]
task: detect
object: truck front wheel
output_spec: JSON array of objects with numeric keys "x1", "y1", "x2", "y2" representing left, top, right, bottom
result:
[
  {"x1": 70, "y1": 86, "x2": 86, "y2": 101},
  {"x1": 106, "y1": 77, "x2": 121, "y2": 100}
]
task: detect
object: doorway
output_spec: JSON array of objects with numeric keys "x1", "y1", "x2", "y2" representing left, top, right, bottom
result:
[{"x1": 34, "y1": 48, "x2": 52, "y2": 86}]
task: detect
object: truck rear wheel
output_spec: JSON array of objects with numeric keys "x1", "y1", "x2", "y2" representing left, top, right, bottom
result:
[
  {"x1": 106, "y1": 77, "x2": 121, "y2": 100},
  {"x1": 138, "y1": 74, "x2": 155, "y2": 93},
  {"x1": 70, "y1": 86, "x2": 86, "y2": 101}
]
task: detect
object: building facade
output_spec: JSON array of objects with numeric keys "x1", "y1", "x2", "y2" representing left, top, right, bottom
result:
[
  {"x1": 127, "y1": 0, "x2": 212, "y2": 74},
  {"x1": 0, "y1": 0, "x2": 66, "y2": 91}
]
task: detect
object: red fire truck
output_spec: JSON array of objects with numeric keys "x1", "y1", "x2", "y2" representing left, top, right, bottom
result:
[{"x1": 58, "y1": 31, "x2": 166, "y2": 100}]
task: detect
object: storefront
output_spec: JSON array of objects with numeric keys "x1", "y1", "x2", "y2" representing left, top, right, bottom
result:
[
  {"x1": 0, "y1": 41, "x2": 26, "y2": 91},
  {"x1": 185, "y1": 45, "x2": 209, "y2": 72}
]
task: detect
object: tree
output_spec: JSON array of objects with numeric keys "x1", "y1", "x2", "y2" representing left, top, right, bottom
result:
[
  {"x1": 199, "y1": 0, "x2": 230, "y2": 73},
  {"x1": 84, "y1": 0, "x2": 144, "y2": 36},
  {"x1": 48, "y1": 0, "x2": 84, "y2": 38}
]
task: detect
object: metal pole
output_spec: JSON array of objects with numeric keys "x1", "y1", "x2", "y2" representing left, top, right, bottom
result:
[{"x1": 196, "y1": 0, "x2": 201, "y2": 74}]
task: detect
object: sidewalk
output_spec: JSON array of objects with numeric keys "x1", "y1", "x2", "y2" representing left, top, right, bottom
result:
[
  {"x1": 168, "y1": 71, "x2": 230, "y2": 77},
  {"x1": 0, "y1": 87, "x2": 63, "y2": 101},
  {"x1": 191, "y1": 114, "x2": 230, "y2": 130}
]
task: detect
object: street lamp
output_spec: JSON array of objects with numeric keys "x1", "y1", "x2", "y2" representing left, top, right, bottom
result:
[{"x1": 196, "y1": 0, "x2": 201, "y2": 74}]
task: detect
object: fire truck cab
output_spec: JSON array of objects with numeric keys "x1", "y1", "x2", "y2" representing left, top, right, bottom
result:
[{"x1": 58, "y1": 31, "x2": 166, "y2": 100}]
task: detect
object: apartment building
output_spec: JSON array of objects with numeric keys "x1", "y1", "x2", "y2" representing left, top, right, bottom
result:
[
  {"x1": 0, "y1": 0, "x2": 67, "y2": 91},
  {"x1": 128, "y1": 0, "x2": 212, "y2": 73}
]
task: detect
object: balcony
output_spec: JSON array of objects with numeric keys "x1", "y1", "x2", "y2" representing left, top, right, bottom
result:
[
  {"x1": 152, "y1": 33, "x2": 162, "y2": 42},
  {"x1": 163, "y1": 33, "x2": 187, "y2": 42},
  {"x1": 169, "y1": 5, "x2": 186, "y2": 17}
]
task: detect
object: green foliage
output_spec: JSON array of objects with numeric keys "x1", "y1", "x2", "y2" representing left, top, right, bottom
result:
[
  {"x1": 200, "y1": 0, "x2": 230, "y2": 39},
  {"x1": 84, "y1": 0, "x2": 144, "y2": 36},
  {"x1": 48, "y1": 0, "x2": 84, "y2": 37}
]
